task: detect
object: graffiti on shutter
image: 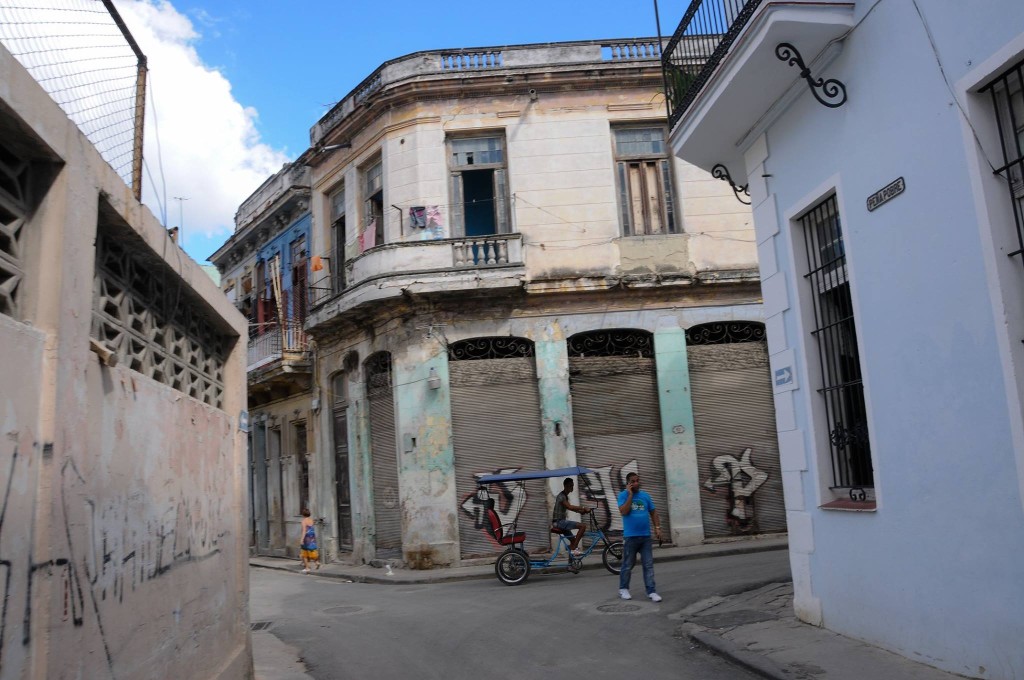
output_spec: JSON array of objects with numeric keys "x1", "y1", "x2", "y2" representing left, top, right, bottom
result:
[
  {"x1": 688, "y1": 339, "x2": 787, "y2": 536},
  {"x1": 449, "y1": 340, "x2": 548, "y2": 559}
]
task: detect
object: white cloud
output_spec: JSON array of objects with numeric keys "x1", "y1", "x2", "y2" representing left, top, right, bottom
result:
[{"x1": 117, "y1": 0, "x2": 288, "y2": 240}]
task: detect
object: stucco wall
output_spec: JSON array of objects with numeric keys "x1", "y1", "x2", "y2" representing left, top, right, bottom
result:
[
  {"x1": 0, "y1": 43, "x2": 250, "y2": 680},
  {"x1": 309, "y1": 85, "x2": 756, "y2": 287},
  {"x1": 729, "y1": 1, "x2": 1024, "y2": 677},
  {"x1": 315, "y1": 296, "x2": 766, "y2": 563}
]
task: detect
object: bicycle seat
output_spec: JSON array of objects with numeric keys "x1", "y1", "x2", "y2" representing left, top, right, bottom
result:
[{"x1": 549, "y1": 525, "x2": 573, "y2": 536}]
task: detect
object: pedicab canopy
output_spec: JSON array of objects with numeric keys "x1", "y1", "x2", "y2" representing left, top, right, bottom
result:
[{"x1": 476, "y1": 466, "x2": 594, "y2": 484}]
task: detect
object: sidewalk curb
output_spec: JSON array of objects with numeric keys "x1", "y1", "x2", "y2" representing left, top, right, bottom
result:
[
  {"x1": 249, "y1": 538, "x2": 788, "y2": 585},
  {"x1": 685, "y1": 624, "x2": 788, "y2": 680}
]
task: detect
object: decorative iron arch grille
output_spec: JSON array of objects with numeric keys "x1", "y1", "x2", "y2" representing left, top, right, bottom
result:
[
  {"x1": 686, "y1": 322, "x2": 766, "y2": 346},
  {"x1": 567, "y1": 329, "x2": 654, "y2": 358},
  {"x1": 364, "y1": 352, "x2": 392, "y2": 391},
  {"x1": 448, "y1": 337, "x2": 534, "y2": 361}
]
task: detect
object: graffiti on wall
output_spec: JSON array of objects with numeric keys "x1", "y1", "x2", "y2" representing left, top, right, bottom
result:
[
  {"x1": 459, "y1": 468, "x2": 526, "y2": 546},
  {"x1": 460, "y1": 461, "x2": 642, "y2": 544},
  {"x1": 702, "y1": 447, "x2": 769, "y2": 530},
  {"x1": 0, "y1": 446, "x2": 229, "y2": 678},
  {"x1": 578, "y1": 460, "x2": 639, "y2": 534}
]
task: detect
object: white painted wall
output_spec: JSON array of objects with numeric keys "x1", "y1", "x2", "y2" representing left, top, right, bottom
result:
[{"x1": 710, "y1": 1, "x2": 1024, "y2": 677}]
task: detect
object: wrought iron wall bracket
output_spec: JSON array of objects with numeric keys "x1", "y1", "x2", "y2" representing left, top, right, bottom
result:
[
  {"x1": 775, "y1": 43, "x2": 847, "y2": 108},
  {"x1": 712, "y1": 164, "x2": 751, "y2": 205}
]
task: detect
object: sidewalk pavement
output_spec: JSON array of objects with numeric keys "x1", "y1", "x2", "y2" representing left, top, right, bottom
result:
[
  {"x1": 248, "y1": 533, "x2": 789, "y2": 584},
  {"x1": 678, "y1": 582, "x2": 969, "y2": 680}
]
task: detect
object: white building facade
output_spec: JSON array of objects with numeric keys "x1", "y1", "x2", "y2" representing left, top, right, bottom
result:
[{"x1": 665, "y1": 1, "x2": 1024, "y2": 678}]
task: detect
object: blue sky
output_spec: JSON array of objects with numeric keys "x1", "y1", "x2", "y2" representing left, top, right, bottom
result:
[{"x1": 136, "y1": 0, "x2": 688, "y2": 263}]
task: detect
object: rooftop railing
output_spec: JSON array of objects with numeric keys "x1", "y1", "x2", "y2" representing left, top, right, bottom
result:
[
  {"x1": 312, "y1": 38, "x2": 663, "y2": 146},
  {"x1": 663, "y1": 0, "x2": 763, "y2": 129}
]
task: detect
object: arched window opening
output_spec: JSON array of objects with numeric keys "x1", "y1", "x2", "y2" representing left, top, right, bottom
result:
[
  {"x1": 567, "y1": 329, "x2": 654, "y2": 358},
  {"x1": 685, "y1": 321, "x2": 766, "y2": 346},
  {"x1": 364, "y1": 351, "x2": 392, "y2": 392},
  {"x1": 448, "y1": 336, "x2": 534, "y2": 361}
]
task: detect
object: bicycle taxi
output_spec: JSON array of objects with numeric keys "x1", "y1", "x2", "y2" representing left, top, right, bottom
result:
[{"x1": 476, "y1": 466, "x2": 624, "y2": 585}]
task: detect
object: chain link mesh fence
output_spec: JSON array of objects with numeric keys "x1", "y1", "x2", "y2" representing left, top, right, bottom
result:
[{"x1": 0, "y1": 0, "x2": 146, "y2": 197}]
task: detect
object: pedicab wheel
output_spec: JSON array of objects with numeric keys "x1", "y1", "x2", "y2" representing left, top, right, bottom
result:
[
  {"x1": 602, "y1": 541, "x2": 623, "y2": 575},
  {"x1": 495, "y1": 548, "x2": 530, "y2": 585}
]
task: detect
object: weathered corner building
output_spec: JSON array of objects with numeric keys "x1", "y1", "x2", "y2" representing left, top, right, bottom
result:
[
  {"x1": 223, "y1": 38, "x2": 790, "y2": 569},
  {"x1": 0, "y1": 39, "x2": 251, "y2": 680}
]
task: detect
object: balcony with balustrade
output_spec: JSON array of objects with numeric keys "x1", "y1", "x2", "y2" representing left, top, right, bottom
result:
[
  {"x1": 305, "y1": 233, "x2": 525, "y2": 331},
  {"x1": 663, "y1": 0, "x2": 855, "y2": 184}
]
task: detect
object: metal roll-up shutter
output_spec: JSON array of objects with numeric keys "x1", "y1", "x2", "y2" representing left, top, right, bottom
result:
[
  {"x1": 451, "y1": 357, "x2": 549, "y2": 558},
  {"x1": 689, "y1": 342, "x2": 786, "y2": 537},
  {"x1": 569, "y1": 356, "x2": 670, "y2": 539},
  {"x1": 368, "y1": 387, "x2": 402, "y2": 556}
]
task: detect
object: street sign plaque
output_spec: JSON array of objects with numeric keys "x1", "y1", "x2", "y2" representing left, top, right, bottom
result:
[{"x1": 866, "y1": 177, "x2": 905, "y2": 212}]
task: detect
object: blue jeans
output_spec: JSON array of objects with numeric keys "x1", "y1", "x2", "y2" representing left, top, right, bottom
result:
[{"x1": 619, "y1": 535, "x2": 656, "y2": 594}]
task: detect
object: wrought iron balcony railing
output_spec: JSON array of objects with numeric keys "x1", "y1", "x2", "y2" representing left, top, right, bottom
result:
[
  {"x1": 247, "y1": 321, "x2": 309, "y2": 372},
  {"x1": 663, "y1": 0, "x2": 763, "y2": 129}
]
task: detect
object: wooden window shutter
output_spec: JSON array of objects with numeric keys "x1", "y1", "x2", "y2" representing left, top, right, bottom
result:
[
  {"x1": 617, "y1": 162, "x2": 632, "y2": 235},
  {"x1": 494, "y1": 168, "x2": 510, "y2": 234},
  {"x1": 450, "y1": 172, "x2": 465, "y2": 237},
  {"x1": 660, "y1": 159, "x2": 676, "y2": 233}
]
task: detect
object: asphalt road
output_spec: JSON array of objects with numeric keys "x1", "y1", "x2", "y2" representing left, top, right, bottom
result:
[{"x1": 250, "y1": 549, "x2": 791, "y2": 680}]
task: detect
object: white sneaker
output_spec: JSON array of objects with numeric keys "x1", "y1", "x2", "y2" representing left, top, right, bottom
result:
[
  {"x1": 302, "y1": 568, "x2": 310, "y2": 574},
  {"x1": 619, "y1": 589, "x2": 632, "y2": 600},
  {"x1": 648, "y1": 592, "x2": 662, "y2": 602}
]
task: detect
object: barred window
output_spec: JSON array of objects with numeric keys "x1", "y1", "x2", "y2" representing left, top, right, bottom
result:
[
  {"x1": 800, "y1": 195, "x2": 873, "y2": 491},
  {"x1": 982, "y1": 58, "x2": 1024, "y2": 267}
]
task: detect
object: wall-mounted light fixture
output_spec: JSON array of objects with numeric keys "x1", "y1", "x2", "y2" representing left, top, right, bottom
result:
[{"x1": 427, "y1": 367, "x2": 441, "y2": 390}]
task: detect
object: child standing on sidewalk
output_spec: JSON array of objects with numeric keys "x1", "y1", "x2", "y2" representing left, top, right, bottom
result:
[{"x1": 299, "y1": 508, "x2": 321, "y2": 573}]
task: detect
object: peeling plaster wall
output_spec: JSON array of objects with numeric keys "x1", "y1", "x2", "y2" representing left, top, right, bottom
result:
[
  {"x1": 316, "y1": 299, "x2": 765, "y2": 564},
  {"x1": 0, "y1": 44, "x2": 250, "y2": 680},
  {"x1": 308, "y1": 86, "x2": 757, "y2": 285},
  {"x1": 392, "y1": 347, "x2": 457, "y2": 568}
]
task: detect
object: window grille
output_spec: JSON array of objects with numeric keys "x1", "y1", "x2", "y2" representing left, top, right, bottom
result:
[
  {"x1": 567, "y1": 329, "x2": 654, "y2": 358},
  {"x1": 364, "y1": 351, "x2": 392, "y2": 394},
  {"x1": 92, "y1": 219, "x2": 228, "y2": 408},
  {"x1": 613, "y1": 127, "x2": 676, "y2": 236},
  {"x1": 0, "y1": 141, "x2": 30, "y2": 318},
  {"x1": 686, "y1": 322, "x2": 766, "y2": 345},
  {"x1": 448, "y1": 337, "x2": 534, "y2": 361},
  {"x1": 800, "y1": 195, "x2": 873, "y2": 490},
  {"x1": 982, "y1": 58, "x2": 1024, "y2": 267}
]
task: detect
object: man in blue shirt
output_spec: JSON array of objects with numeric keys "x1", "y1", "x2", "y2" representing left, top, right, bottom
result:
[{"x1": 617, "y1": 471, "x2": 662, "y2": 602}]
